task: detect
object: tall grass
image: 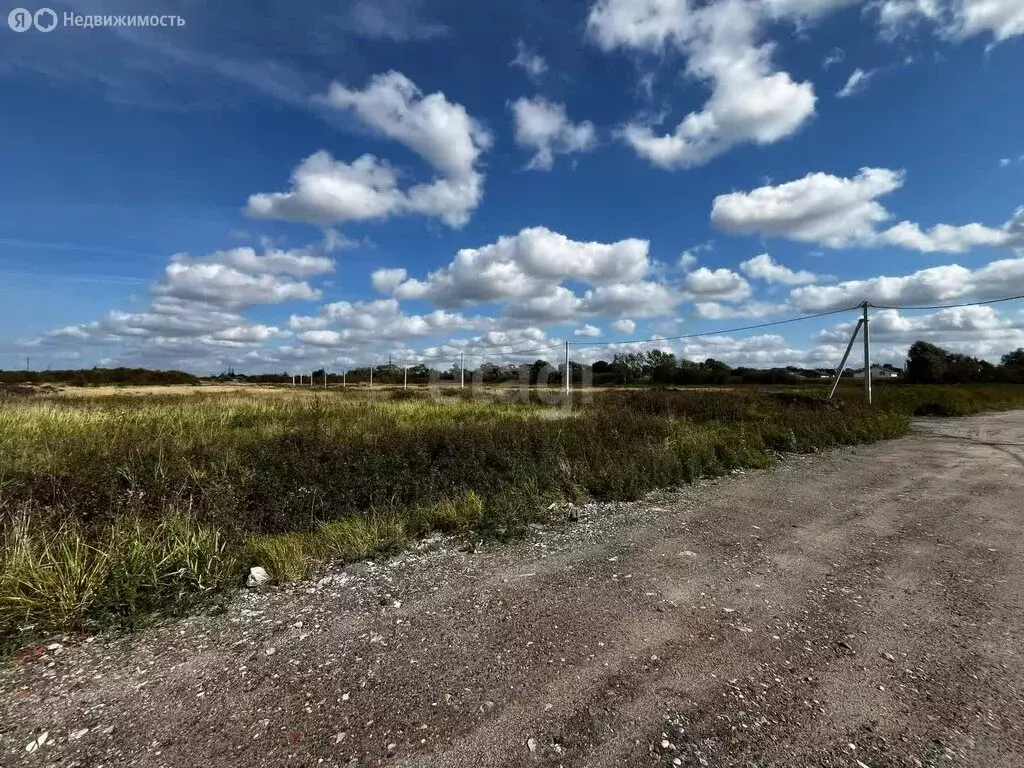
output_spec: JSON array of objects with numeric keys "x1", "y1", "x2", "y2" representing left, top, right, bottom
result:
[{"x1": 1, "y1": 384, "x2": 1021, "y2": 641}]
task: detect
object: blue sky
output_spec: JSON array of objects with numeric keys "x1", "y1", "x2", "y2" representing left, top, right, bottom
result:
[{"x1": 2, "y1": 0, "x2": 1023, "y2": 373}]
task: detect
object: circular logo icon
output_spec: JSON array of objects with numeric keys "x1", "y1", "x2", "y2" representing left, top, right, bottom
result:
[
  {"x1": 8, "y1": 7, "x2": 33, "y2": 31},
  {"x1": 33, "y1": 7, "x2": 58, "y2": 32}
]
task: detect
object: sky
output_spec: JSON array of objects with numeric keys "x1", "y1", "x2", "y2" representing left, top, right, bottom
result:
[{"x1": 1, "y1": 0, "x2": 1023, "y2": 374}]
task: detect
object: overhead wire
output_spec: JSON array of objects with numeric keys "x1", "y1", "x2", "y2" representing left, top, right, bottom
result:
[
  {"x1": 570, "y1": 305, "x2": 862, "y2": 347},
  {"x1": 867, "y1": 294, "x2": 1024, "y2": 311},
  {"x1": 374, "y1": 294, "x2": 1024, "y2": 366}
]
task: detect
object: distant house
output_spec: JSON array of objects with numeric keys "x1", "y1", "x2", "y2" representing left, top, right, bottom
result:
[{"x1": 852, "y1": 364, "x2": 901, "y2": 379}]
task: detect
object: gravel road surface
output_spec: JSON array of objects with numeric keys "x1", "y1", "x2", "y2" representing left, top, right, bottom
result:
[{"x1": 3, "y1": 411, "x2": 1023, "y2": 768}]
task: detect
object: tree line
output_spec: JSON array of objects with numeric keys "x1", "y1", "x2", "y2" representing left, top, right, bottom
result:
[
  {"x1": 905, "y1": 342, "x2": 1024, "y2": 384},
  {"x1": 5, "y1": 342, "x2": 1022, "y2": 388},
  {"x1": 0, "y1": 367, "x2": 200, "y2": 386}
]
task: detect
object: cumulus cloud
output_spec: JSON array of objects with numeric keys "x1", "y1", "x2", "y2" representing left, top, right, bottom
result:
[
  {"x1": 511, "y1": 97, "x2": 598, "y2": 171},
  {"x1": 612, "y1": 318, "x2": 637, "y2": 333},
  {"x1": 588, "y1": 0, "x2": 816, "y2": 168},
  {"x1": 836, "y1": 68, "x2": 875, "y2": 98},
  {"x1": 712, "y1": 169, "x2": 1022, "y2": 252},
  {"x1": 679, "y1": 332, "x2": 842, "y2": 369},
  {"x1": 191, "y1": 246, "x2": 335, "y2": 278},
  {"x1": 682, "y1": 267, "x2": 752, "y2": 301},
  {"x1": 575, "y1": 324, "x2": 602, "y2": 337},
  {"x1": 247, "y1": 152, "x2": 405, "y2": 225},
  {"x1": 154, "y1": 263, "x2": 320, "y2": 309},
  {"x1": 26, "y1": 242, "x2": 338, "y2": 372},
  {"x1": 789, "y1": 254, "x2": 1024, "y2": 311},
  {"x1": 740, "y1": 253, "x2": 818, "y2": 284},
  {"x1": 582, "y1": 281, "x2": 680, "y2": 317},
  {"x1": 587, "y1": 0, "x2": 1021, "y2": 170},
  {"x1": 248, "y1": 72, "x2": 492, "y2": 228},
  {"x1": 879, "y1": 218, "x2": 1018, "y2": 252},
  {"x1": 371, "y1": 267, "x2": 409, "y2": 293},
  {"x1": 292, "y1": 298, "x2": 489, "y2": 346},
  {"x1": 391, "y1": 227, "x2": 650, "y2": 306},
  {"x1": 377, "y1": 228, "x2": 687, "y2": 324},
  {"x1": 818, "y1": 306, "x2": 1024, "y2": 360},
  {"x1": 711, "y1": 167, "x2": 903, "y2": 247},
  {"x1": 693, "y1": 301, "x2": 787, "y2": 319},
  {"x1": 510, "y1": 40, "x2": 548, "y2": 79}
]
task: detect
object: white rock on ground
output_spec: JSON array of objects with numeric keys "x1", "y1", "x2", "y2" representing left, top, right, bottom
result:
[{"x1": 247, "y1": 567, "x2": 270, "y2": 588}]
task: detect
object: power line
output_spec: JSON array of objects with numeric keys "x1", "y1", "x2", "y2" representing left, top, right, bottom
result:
[
  {"x1": 336, "y1": 294, "x2": 1024, "y2": 370},
  {"x1": 867, "y1": 294, "x2": 1024, "y2": 311},
  {"x1": 571, "y1": 305, "x2": 862, "y2": 347}
]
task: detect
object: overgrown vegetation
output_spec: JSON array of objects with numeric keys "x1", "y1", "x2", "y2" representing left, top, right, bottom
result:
[
  {"x1": 1, "y1": 383, "x2": 1021, "y2": 643},
  {"x1": 0, "y1": 367, "x2": 200, "y2": 387}
]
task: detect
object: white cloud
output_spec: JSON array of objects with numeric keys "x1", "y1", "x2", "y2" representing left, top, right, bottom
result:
[
  {"x1": 504, "y1": 287, "x2": 585, "y2": 322},
  {"x1": 589, "y1": 0, "x2": 816, "y2": 168},
  {"x1": 198, "y1": 246, "x2": 335, "y2": 278},
  {"x1": 740, "y1": 253, "x2": 818, "y2": 284},
  {"x1": 877, "y1": 0, "x2": 941, "y2": 34},
  {"x1": 293, "y1": 299, "x2": 488, "y2": 345},
  {"x1": 836, "y1": 68, "x2": 874, "y2": 98},
  {"x1": 1000, "y1": 157, "x2": 1012, "y2": 167},
  {"x1": 510, "y1": 40, "x2": 548, "y2": 79},
  {"x1": 249, "y1": 72, "x2": 492, "y2": 228},
  {"x1": 247, "y1": 152, "x2": 406, "y2": 225},
  {"x1": 612, "y1": 318, "x2": 637, "y2": 333},
  {"x1": 679, "y1": 241, "x2": 713, "y2": 271},
  {"x1": 322, "y1": 228, "x2": 364, "y2": 252},
  {"x1": 155, "y1": 256, "x2": 321, "y2": 310},
  {"x1": 694, "y1": 301, "x2": 787, "y2": 319},
  {"x1": 789, "y1": 254, "x2": 1024, "y2": 311},
  {"x1": 679, "y1": 332, "x2": 840, "y2": 369},
  {"x1": 877, "y1": 0, "x2": 1024, "y2": 42},
  {"x1": 818, "y1": 306, "x2": 1024, "y2": 360},
  {"x1": 679, "y1": 251, "x2": 699, "y2": 270},
  {"x1": 879, "y1": 220, "x2": 1015, "y2": 252},
  {"x1": 711, "y1": 167, "x2": 903, "y2": 247},
  {"x1": 712, "y1": 169, "x2": 1023, "y2": 252},
  {"x1": 575, "y1": 324, "x2": 602, "y2": 337},
  {"x1": 682, "y1": 267, "x2": 752, "y2": 301},
  {"x1": 954, "y1": 0, "x2": 1024, "y2": 40},
  {"x1": 392, "y1": 227, "x2": 651, "y2": 307},
  {"x1": 371, "y1": 267, "x2": 409, "y2": 293},
  {"x1": 320, "y1": 71, "x2": 490, "y2": 180},
  {"x1": 581, "y1": 281, "x2": 681, "y2": 317},
  {"x1": 823, "y1": 47, "x2": 845, "y2": 68},
  {"x1": 511, "y1": 97, "x2": 598, "y2": 171}
]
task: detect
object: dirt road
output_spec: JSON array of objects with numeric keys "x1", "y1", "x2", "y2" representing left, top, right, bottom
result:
[{"x1": 3, "y1": 412, "x2": 1024, "y2": 767}]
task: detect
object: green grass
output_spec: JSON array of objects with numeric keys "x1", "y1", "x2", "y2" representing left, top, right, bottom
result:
[{"x1": 1, "y1": 383, "x2": 1021, "y2": 643}]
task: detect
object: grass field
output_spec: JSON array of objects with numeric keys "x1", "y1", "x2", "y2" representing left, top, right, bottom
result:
[{"x1": 2, "y1": 382, "x2": 1022, "y2": 644}]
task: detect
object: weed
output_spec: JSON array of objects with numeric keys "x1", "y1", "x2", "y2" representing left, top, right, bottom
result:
[{"x1": 0, "y1": 384, "x2": 1020, "y2": 640}]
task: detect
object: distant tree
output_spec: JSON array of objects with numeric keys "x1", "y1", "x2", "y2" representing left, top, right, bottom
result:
[
  {"x1": 529, "y1": 359, "x2": 558, "y2": 385},
  {"x1": 905, "y1": 341, "x2": 949, "y2": 384},
  {"x1": 645, "y1": 350, "x2": 678, "y2": 384},
  {"x1": 1001, "y1": 348, "x2": 1024, "y2": 371},
  {"x1": 611, "y1": 352, "x2": 645, "y2": 384}
]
